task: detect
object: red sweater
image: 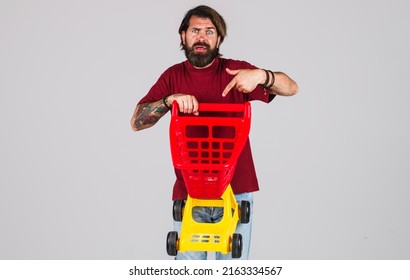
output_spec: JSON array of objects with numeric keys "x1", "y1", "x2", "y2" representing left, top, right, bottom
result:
[{"x1": 138, "y1": 57, "x2": 274, "y2": 200}]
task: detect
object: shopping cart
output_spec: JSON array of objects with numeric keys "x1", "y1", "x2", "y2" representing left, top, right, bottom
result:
[{"x1": 166, "y1": 102, "x2": 252, "y2": 258}]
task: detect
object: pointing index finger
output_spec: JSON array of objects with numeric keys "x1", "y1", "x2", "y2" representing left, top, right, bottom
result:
[{"x1": 222, "y1": 79, "x2": 236, "y2": 97}]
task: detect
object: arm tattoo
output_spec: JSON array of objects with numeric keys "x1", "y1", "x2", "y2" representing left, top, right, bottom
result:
[{"x1": 133, "y1": 100, "x2": 169, "y2": 130}]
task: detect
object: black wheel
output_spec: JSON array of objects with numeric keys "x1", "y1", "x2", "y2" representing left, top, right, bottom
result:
[
  {"x1": 231, "y1": 233, "x2": 242, "y2": 258},
  {"x1": 240, "y1": 200, "x2": 250, "y2": 224},
  {"x1": 172, "y1": 200, "x2": 185, "y2": 221},
  {"x1": 166, "y1": 231, "x2": 178, "y2": 256}
]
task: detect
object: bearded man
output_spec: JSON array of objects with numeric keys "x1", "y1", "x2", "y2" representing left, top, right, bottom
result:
[{"x1": 130, "y1": 5, "x2": 298, "y2": 260}]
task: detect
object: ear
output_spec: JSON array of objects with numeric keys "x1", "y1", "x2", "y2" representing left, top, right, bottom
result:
[
  {"x1": 217, "y1": 36, "x2": 221, "y2": 48},
  {"x1": 181, "y1": 31, "x2": 186, "y2": 45}
]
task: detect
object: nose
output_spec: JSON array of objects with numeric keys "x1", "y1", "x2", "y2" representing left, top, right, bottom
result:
[{"x1": 197, "y1": 32, "x2": 205, "y2": 42}]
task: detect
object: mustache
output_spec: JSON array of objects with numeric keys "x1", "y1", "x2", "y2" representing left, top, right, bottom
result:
[{"x1": 192, "y1": 42, "x2": 210, "y2": 49}]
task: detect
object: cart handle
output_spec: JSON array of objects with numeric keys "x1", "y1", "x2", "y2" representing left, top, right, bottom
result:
[{"x1": 171, "y1": 101, "x2": 251, "y2": 117}]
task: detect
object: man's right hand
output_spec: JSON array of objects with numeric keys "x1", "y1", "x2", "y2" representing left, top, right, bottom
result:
[{"x1": 167, "y1": 94, "x2": 199, "y2": 116}]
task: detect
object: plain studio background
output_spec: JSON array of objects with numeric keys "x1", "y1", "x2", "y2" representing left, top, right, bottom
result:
[{"x1": 1, "y1": 0, "x2": 409, "y2": 259}]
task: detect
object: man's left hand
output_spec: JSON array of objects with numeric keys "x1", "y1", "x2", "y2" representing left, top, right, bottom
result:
[{"x1": 222, "y1": 68, "x2": 264, "y2": 97}]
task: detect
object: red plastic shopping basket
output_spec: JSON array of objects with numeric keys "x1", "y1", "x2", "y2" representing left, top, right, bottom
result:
[{"x1": 169, "y1": 102, "x2": 251, "y2": 199}]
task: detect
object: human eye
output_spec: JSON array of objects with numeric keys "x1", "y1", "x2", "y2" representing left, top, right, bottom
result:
[
  {"x1": 191, "y1": 28, "x2": 199, "y2": 34},
  {"x1": 206, "y1": 30, "x2": 214, "y2": 35}
]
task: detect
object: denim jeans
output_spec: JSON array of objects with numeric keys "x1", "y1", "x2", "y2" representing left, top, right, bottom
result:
[{"x1": 174, "y1": 192, "x2": 253, "y2": 260}]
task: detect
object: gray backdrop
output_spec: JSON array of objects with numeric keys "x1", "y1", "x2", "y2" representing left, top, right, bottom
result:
[{"x1": 1, "y1": 0, "x2": 409, "y2": 259}]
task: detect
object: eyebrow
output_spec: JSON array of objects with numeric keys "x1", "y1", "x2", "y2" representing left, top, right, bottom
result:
[{"x1": 191, "y1": 26, "x2": 216, "y2": 30}]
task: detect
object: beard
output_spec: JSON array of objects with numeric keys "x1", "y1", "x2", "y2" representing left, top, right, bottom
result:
[{"x1": 184, "y1": 42, "x2": 219, "y2": 68}]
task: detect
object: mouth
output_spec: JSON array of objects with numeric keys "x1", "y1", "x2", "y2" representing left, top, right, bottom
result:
[{"x1": 193, "y1": 44, "x2": 209, "y2": 53}]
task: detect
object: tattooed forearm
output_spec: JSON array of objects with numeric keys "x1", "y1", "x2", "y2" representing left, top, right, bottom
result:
[{"x1": 131, "y1": 99, "x2": 169, "y2": 131}]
